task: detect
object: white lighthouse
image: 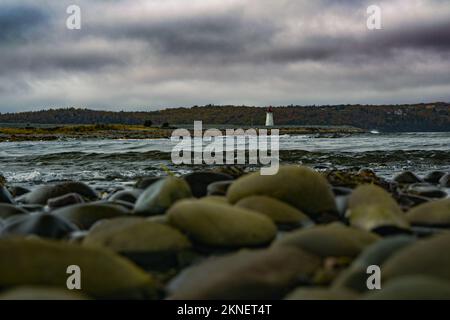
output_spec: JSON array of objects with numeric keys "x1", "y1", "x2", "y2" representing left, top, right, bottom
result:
[{"x1": 265, "y1": 106, "x2": 274, "y2": 127}]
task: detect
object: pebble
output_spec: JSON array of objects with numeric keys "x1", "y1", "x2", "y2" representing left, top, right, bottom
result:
[
  {"x1": 52, "y1": 202, "x2": 131, "y2": 230},
  {"x1": 47, "y1": 193, "x2": 84, "y2": 210},
  {"x1": 439, "y1": 173, "x2": 450, "y2": 188},
  {"x1": 207, "y1": 180, "x2": 233, "y2": 196},
  {"x1": 0, "y1": 186, "x2": 15, "y2": 204},
  {"x1": 273, "y1": 222, "x2": 380, "y2": 258},
  {"x1": 83, "y1": 218, "x2": 192, "y2": 270},
  {"x1": 424, "y1": 171, "x2": 446, "y2": 184},
  {"x1": 167, "y1": 199, "x2": 277, "y2": 249},
  {"x1": 18, "y1": 182, "x2": 98, "y2": 205},
  {"x1": 134, "y1": 177, "x2": 192, "y2": 216},
  {"x1": 0, "y1": 212, "x2": 79, "y2": 239},
  {"x1": 406, "y1": 198, "x2": 450, "y2": 227},
  {"x1": 0, "y1": 203, "x2": 27, "y2": 219},
  {"x1": 407, "y1": 183, "x2": 447, "y2": 199},
  {"x1": 108, "y1": 189, "x2": 142, "y2": 204},
  {"x1": 184, "y1": 171, "x2": 233, "y2": 198},
  {"x1": 346, "y1": 185, "x2": 411, "y2": 235},
  {"x1": 393, "y1": 171, "x2": 422, "y2": 184},
  {"x1": 0, "y1": 238, "x2": 157, "y2": 299},
  {"x1": 235, "y1": 195, "x2": 313, "y2": 229},
  {"x1": 227, "y1": 166, "x2": 337, "y2": 220},
  {"x1": 167, "y1": 247, "x2": 321, "y2": 299}
]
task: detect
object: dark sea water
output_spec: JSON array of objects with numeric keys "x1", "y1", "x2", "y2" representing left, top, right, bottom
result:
[{"x1": 0, "y1": 132, "x2": 449, "y2": 188}]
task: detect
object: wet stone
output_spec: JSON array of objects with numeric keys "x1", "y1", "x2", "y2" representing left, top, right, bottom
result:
[
  {"x1": 235, "y1": 195, "x2": 313, "y2": 230},
  {"x1": 406, "y1": 198, "x2": 450, "y2": 227},
  {"x1": 134, "y1": 176, "x2": 162, "y2": 190},
  {"x1": 83, "y1": 218, "x2": 192, "y2": 271},
  {"x1": 166, "y1": 247, "x2": 321, "y2": 300},
  {"x1": 227, "y1": 166, "x2": 337, "y2": 220},
  {"x1": 0, "y1": 186, "x2": 15, "y2": 204},
  {"x1": 0, "y1": 238, "x2": 157, "y2": 299},
  {"x1": 52, "y1": 202, "x2": 131, "y2": 230},
  {"x1": 424, "y1": 171, "x2": 446, "y2": 184},
  {"x1": 0, "y1": 203, "x2": 27, "y2": 219},
  {"x1": 439, "y1": 173, "x2": 450, "y2": 188},
  {"x1": 407, "y1": 183, "x2": 447, "y2": 199},
  {"x1": 0, "y1": 212, "x2": 79, "y2": 239},
  {"x1": 7, "y1": 185, "x2": 30, "y2": 198},
  {"x1": 206, "y1": 180, "x2": 233, "y2": 196},
  {"x1": 273, "y1": 222, "x2": 380, "y2": 259},
  {"x1": 47, "y1": 193, "x2": 84, "y2": 210},
  {"x1": 109, "y1": 189, "x2": 142, "y2": 204},
  {"x1": 393, "y1": 171, "x2": 422, "y2": 184},
  {"x1": 167, "y1": 199, "x2": 277, "y2": 249},
  {"x1": 184, "y1": 171, "x2": 233, "y2": 198},
  {"x1": 134, "y1": 177, "x2": 192, "y2": 216},
  {"x1": 19, "y1": 182, "x2": 98, "y2": 205}
]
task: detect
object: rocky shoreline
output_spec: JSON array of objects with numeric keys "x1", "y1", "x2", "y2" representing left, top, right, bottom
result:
[
  {"x1": 0, "y1": 124, "x2": 365, "y2": 142},
  {"x1": 0, "y1": 166, "x2": 449, "y2": 300}
]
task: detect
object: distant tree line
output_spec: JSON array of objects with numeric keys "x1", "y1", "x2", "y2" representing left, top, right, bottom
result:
[{"x1": 0, "y1": 103, "x2": 448, "y2": 132}]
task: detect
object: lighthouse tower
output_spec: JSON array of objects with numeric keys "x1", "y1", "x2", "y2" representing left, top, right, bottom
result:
[{"x1": 265, "y1": 106, "x2": 274, "y2": 127}]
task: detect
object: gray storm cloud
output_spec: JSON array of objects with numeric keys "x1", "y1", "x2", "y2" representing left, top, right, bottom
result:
[{"x1": 0, "y1": 0, "x2": 449, "y2": 111}]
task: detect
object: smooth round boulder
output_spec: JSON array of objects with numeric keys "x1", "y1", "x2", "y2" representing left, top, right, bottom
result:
[
  {"x1": 134, "y1": 177, "x2": 192, "y2": 216},
  {"x1": 47, "y1": 193, "x2": 84, "y2": 210},
  {"x1": 0, "y1": 212, "x2": 79, "y2": 239},
  {"x1": 440, "y1": 173, "x2": 450, "y2": 188},
  {"x1": 363, "y1": 276, "x2": 450, "y2": 300},
  {"x1": 184, "y1": 171, "x2": 233, "y2": 198},
  {"x1": 406, "y1": 199, "x2": 450, "y2": 227},
  {"x1": 134, "y1": 176, "x2": 162, "y2": 190},
  {"x1": 83, "y1": 218, "x2": 192, "y2": 270},
  {"x1": 167, "y1": 199, "x2": 277, "y2": 249},
  {"x1": 7, "y1": 186, "x2": 30, "y2": 198},
  {"x1": 332, "y1": 236, "x2": 415, "y2": 292},
  {"x1": 207, "y1": 181, "x2": 233, "y2": 196},
  {"x1": 227, "y1": 166, "x2": 337, "y2": 219},
  {"x1": 52, "y1": 203, "x2": 131, "y2": 230},
  {"x1": 346, "y1": 185, "x2": 410, "y2": 235},
  {"x1": 273, "y1": 222, "x2": 380, "y2": 258},
  {"x1": 235, "y1": 195, "x2": 313, "y2": 229},
  {"x1": 407, "y1": 183, "x2": 447, "y2": 199},
  {"x1": 0, "y1": 203, "x2": 27, "y2": 219},
  {"x1": 0, "y1": 186, "x2": 14, "y2": 204},
  {"x1": 0, "y1": 238, "x2": 157, "y2": 299},
  {"x1": 109, "y1": 189, "x2": 142, "y2": 204},
  {"x1": 424, "y1": 171, "x2": 446, "y2": 184},
  {"x1": 393, "y1": 171, "x2": 422, "y2": 184},
  {"x1": 382, "y1": 234, "x2": 450, "y2": 283},
  {"x1": 19, "y1": 182, "x2": 98, "y2": 205},
  {"x1": 167, "y1": 247, "x2": 321, "y2": 300}
]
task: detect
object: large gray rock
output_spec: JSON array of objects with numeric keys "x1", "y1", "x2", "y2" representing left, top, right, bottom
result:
[
  {"x1": 227, "y1": 166, "x2": 337, "y2": 220},
  {"x1": 19, "y1": 182, "x2": 98, "y2": 205},
  {"x1": 184, "y1": 171, "x2": 233, "y2": 198},
  {"x1": 167, "y1": 199, "x2": 277, "y2": 249},
  {"x1": 167, "y1": 247, "x2": 321, "y2": 299},
  {"x1": 406, "y1": 199, "x2": 450, "y2": 227},
  {"x1": 134, "y1": 177, "x2": 192, "y2": 216}
]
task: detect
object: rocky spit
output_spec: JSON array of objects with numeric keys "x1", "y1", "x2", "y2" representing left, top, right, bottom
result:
[{"x1": 0, "y1": 166, "x2": 449, "y2": 300}]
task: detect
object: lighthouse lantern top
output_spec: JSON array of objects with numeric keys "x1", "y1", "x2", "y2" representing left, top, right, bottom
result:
[{"x1": 267, "y1": 106, "x2": 273, "y2": 113}]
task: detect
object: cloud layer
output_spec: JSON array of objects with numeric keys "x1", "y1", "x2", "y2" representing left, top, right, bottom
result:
[{"x1": 1, "y1": 0, "x2": 449, "y2": 111}]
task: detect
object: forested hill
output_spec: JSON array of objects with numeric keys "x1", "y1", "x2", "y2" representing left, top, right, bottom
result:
[{"x1": 0, "y1": 103, "x2": 449, "y2": 132}]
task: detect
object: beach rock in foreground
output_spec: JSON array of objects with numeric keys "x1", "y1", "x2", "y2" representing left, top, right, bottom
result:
[
  {"x1": 346, "y1": 185, "x2": 411, "y2": 235},
  {"x1": 363, "y1": 276, "x2": 450, "y2": 300},
  {"x1": 184, "y1": 171, "x2": 233, "y2": 198},
  {"x1": 167, "y1": 247, "x2": 320, "y2": 299},
  {"x1": 0, "y1": 212, "x2": 78, "y2": 239},
  {"x1": 0, "y1": 287, "x2": 89, "y2": 300},
  {"x1": 134, "y1": 176, "x2": 162, "y2": 190},
  {"x1": 407, "y1": 183, "x2": 447, "y2": 199},
  {"x1": 167, "y1": 199, "x2": 277, "y2": 249},
  {"x1": 273, "y1": 222, "x2": 380, "y2": 258},
  {"x1": 393, "y1": 171, "x2": 422, "y2": 184},
  {"x1": 109, "y1": 189, "x2": 142, "y2": 204},
  {"x1": 235, "y1": 195, "x2": 313, "y2": 230},
  {"x1": 424, "y1": 171, "x2": 446, "y2": 184},
  {"x1": 406, "y1": 199, "x2": 450, "y2": 227},
  {"x1": 0, "y1": 186, "x2": 14, "y2": 204},
  {"x1": 134, "y1": 177, "x2": 192, "y2": 216},
  {"x1": 47, "y1": 193, "x2": 84, "y2": 210},
  {"x1": 332, "y1": 236, "x2": 415, "y2": 292},
  {"x1": 0, "y1": 238, "x2": 157, "y2": 299},
  {"x1": 19, "y1": 182, "x2": 98, "y2": 205},
  {"x1": 382, "y1": 234, "x2": 450, "y2": 283},
  {"x1": 52, "y1": 203, "x2": 131, "y2": 230},
  {"x1": 439, "y1": 173, "x2": 450, "y2": 188},
  {"x1": 227, "y1": 166, "x2": 337, "y2": 220},
  {"x1": 0, "y1": 204, "x2": 27, "y2": 219},
  {"x1": 83, "y1": 218, "x2": 192, "y2": 270},
  {"x1": 207, "y1": 181, "x2": 233, "y2": 196}
]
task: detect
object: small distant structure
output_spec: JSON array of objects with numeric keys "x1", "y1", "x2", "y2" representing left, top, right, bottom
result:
[{"x1": 265, "y1": 106, "x2": 274, "y2": 127}]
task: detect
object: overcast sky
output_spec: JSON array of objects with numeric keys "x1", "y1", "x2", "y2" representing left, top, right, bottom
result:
[{"x1": 1, "y1": 0, "x2": 449, "y2": 112}]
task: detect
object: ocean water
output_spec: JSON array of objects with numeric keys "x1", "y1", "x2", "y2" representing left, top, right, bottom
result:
[{"x1": 0, "y1": 132, "x2": 449, "y2": 188}]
